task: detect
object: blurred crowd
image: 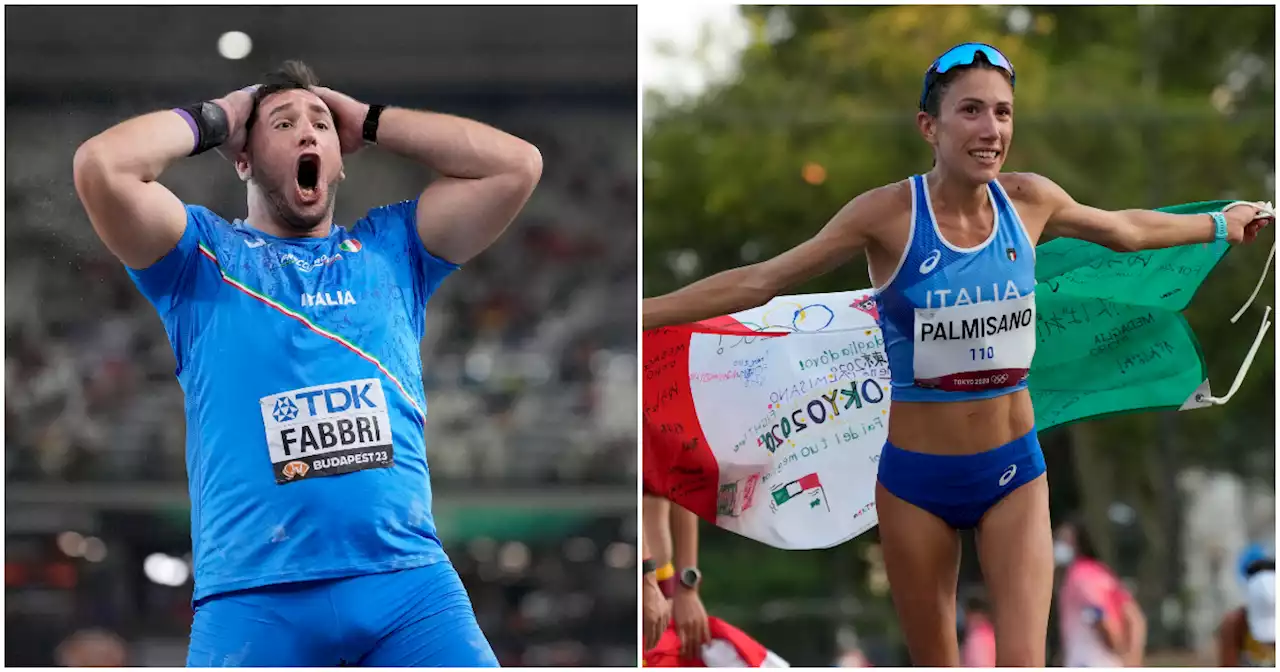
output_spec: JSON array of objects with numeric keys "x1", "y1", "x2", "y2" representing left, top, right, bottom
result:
[
  {"x1": 463, "y1": 515, "x2": 639, "y2": 667},
  {"x1": 6, "y1": 513, "x2": 638, "y2": 667},
  {"x1": 5, "y1": 105, "x2": 637, "y2": 487}
]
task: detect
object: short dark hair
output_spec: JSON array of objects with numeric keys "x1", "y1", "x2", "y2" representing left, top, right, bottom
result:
[
  {"x1": 922, "y1": 53, "x2": 1011, "y2": 118},
  {"x1": 1246, "y1": 558, "x2": 1276, "y2": 578},
  {"x1": 245, "y1": 60, "x2": 321, "y2": 136}
]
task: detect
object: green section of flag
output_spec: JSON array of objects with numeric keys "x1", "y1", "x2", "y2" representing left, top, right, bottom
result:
[
  {"x1": 1030, "y1": 201, "x2": 1234, "y2": 429},
  {"x1": 771, "y1": 487, "x2": 793, "y2": 507}
]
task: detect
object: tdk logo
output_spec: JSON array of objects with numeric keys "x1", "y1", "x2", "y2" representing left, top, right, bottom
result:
[
  {"x1": 278, "y1": 383, "x2": 379, "y2": 419},
  {"x1": 272, "y1": 397, "x2": 300, "y2": 423}
]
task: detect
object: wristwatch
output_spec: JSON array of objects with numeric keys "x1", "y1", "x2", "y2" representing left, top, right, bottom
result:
[{"x1": 678, "y1": 567, "x2": 702, "y2": 590}]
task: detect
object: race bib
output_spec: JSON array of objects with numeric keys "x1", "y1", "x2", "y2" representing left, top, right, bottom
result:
[
  {"x1": 260, "y1": 378, "x2": 394, "y2": 484},
  {"x1": 913, "y1": 293, "x2": 1036, "y2": 391}
]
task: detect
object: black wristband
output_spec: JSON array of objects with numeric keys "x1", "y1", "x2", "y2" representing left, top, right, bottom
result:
[
  {"x1": 362, "y1": 104, "x2": 386, "y2": 144},
  {"x1": 642, "y1": 558, "x2": 657, "y2": 575},
  {"x1": 173, "y1": 102, "x2": 229, "y2": 156}
]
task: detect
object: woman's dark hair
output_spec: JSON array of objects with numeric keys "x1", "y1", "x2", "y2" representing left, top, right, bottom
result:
[
  {"x1": 245, "y1": 60, "x2": 321, "y2": 136},
  {"x1": 922, "y1": 53, "x2": 1011, "y2": 118}
]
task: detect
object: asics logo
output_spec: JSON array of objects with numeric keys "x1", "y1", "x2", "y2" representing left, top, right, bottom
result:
[
  {"x1": 919, "y1": 250, "x2": 942, "y2": 274},
  {"x1": 999, "y1": 465, "x2": 1017, "y2": 486}
]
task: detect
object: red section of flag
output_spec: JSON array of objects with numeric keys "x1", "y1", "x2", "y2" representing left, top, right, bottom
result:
[
  {"x1": 642, "y1": 319, "x2": 789, "y2": 522},
  {"x1": 797, "y1": 473, "x2": 821, "y2": 490},
  {"x1": 644, "y1": 617, "x2": 770, "y2": 667},
  {"x1": 697, "y1": 314, "x2": 751, "y2": 331},
  {"x1": 642, "y1": 327, "x2": 719, "y2": 521},
  {"x1": 687, "y1": 315, "x2": 790, "y2": 338}
]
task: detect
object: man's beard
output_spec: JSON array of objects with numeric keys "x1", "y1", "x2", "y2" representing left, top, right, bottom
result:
[{"x1": 263, "y1": 178, "x2": 338, "y2": 232}]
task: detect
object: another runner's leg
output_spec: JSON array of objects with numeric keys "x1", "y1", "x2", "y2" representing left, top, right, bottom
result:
[
  {"x1": 875, "y1": 482, "x2": 963, "y2": 666},
  {"x1": 975, "y1": 473, "x2": 1054, "y2": 666}
]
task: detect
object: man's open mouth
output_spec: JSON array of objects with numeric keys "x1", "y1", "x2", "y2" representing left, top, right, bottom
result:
[{"x1": 296, "y1": 153, "x2": 320, "y2": 199}]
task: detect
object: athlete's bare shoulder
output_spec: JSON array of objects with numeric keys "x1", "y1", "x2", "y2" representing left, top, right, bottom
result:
[
  {"x1": 995, "y1": 172, "x2": 1072, "y2": 208},
  {"x1": 831, "y1": 179, "x2": 914, "y2": 246},
  {"x1": 882, "y1": 177, "x2": 916, "y2": 211},
  {"x1": 866, "y1": 178, "x2": 915, "y2": 215},
  {"x1": 995, "y1": 172, "x2": 1074, "y2": 237}
]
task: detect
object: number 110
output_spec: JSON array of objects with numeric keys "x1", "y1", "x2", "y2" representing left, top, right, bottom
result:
[{"x1": 970, "y1": 346, "x2": 995, "y2": 361}]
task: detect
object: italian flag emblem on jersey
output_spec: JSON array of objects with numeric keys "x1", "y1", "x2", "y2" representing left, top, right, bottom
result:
[{"x1": 339, "y1": 239, "x2": 362, "y2": 253}]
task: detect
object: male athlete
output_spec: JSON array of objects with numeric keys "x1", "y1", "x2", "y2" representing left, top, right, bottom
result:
[{"x1": 72, "y1": 61, "x2": 541, "y2": 666}]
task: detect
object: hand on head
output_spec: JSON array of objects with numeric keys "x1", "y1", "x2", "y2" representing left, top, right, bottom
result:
[
  {"x1": 308, "y1": 86, "x2": 370, "y2": 155},
  {"x1": 213, "y1": 85, "x2": 260, "y2": 158}
]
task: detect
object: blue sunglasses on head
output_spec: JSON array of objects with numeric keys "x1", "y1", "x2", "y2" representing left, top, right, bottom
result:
[{"x1": 919, "y1": 43, "x2": 1016, "y2": 111}]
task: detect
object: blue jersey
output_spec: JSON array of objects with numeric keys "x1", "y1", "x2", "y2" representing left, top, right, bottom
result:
[
  {"x1": 874, "y1": 175, "x2": 1037, "y2": 402},
  {"x1": 127, "y1": 200, "x2": 453, "y2": 601}
]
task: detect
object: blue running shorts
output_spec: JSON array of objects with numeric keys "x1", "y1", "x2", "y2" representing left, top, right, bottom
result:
[
  {"x1": 876, "y1": 427, "x2": 1046, "y2": 530},
  {"x1": 187, "y1": 561, "x2": 499, "y2": 667}
]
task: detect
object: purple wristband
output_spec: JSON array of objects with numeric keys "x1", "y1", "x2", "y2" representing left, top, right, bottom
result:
[{"x1": 173, "y1": 108, "x2": 200, "y2": 154}]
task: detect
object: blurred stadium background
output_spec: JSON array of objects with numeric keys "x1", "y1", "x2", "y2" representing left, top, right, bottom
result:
[
  {"x1": 5, "y1": 6, "x2": 637, "y2": 667},
  {"x1": 643, "y1": 5, "x2": 1274, "y2": 667}
]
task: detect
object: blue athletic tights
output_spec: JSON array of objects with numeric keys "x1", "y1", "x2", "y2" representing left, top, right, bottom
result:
[{"x1": 187, "y1": 561, "x2": 499, "y2": 667}]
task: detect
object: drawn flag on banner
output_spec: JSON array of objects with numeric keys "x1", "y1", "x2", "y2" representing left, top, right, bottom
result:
[
  {"x1": 643, "y1": 200, "x2": 1273, "y2": 550},
  {"x1": 768, "y1": 473, "x2": 828, "y2": 513}
]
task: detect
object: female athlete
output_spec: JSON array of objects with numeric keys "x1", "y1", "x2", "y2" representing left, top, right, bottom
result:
[{"x1": 641, "y1": 43, "x2": 1270, "y2": 665}]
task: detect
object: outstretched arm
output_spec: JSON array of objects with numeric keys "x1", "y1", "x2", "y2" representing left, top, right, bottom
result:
[
  {"x1": 642, "y1": 183, "x2": 899, "y2": 330},
  {"x1": 311, "y1": 87, "x2": 542, "y2": 266},
  {"x1": 1022, "y1": 173, "x2": 1267, "y2": 252}
]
